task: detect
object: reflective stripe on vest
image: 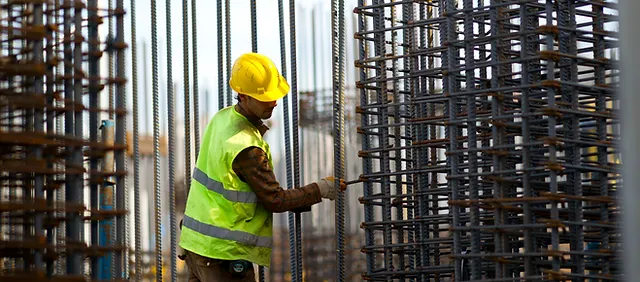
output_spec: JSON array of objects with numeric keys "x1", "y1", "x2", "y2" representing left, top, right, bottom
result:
[
  {"x1": 182, "y1": 215, "x2": 272, "y2": 248},
  {"x1": 192, "y1": 167, "x2": 257, "y2": 203}
]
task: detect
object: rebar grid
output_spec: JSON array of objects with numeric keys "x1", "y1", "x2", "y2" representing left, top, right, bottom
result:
[
  {"x1": 354, "y1": 0, "x2": 620, "y2": 281},
  {"x1": 0, "y1": 1, "x2": 128, "y2": 280}
]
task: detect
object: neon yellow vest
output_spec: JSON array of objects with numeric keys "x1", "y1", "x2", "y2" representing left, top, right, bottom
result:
[{"x1": 179, "y1": 106, "x2": 273, "y2": 267}]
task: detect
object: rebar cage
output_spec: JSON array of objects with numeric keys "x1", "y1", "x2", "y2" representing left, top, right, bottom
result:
[
  {"x1": 0, "y1": 1, "x2": 129, "y2": 280},
  {"x1": 354, "y1": 0, "x2": 620, "y2": 281}
]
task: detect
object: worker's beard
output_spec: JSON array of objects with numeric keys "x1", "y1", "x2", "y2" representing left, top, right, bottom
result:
[{"x1": 260, "y1": 108, "x2": 275, "y2": 119}]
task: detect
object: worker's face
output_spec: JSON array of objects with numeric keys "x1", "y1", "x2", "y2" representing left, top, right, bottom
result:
[{"x1": 240, "y1": 95, "x2": 278, "y2": 120}]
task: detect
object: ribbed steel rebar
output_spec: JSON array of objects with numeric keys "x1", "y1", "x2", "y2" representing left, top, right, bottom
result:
[
  {"x1": 45, "y1": 2, "x2": 58, "y2": 276},
  {"x1": 278, "y1": 0, "x2": 301, "y2": 281},
  {"x1": 374, "y1": 0, "x2": 394, "y2": 277},
  {"x1": 442, "y1": 0, "x2": 461, "y2": 279},
  {"x1": 332, "y1": 0, "x2": 346, "y2": 280},
  {"x1": 191, "y1": 0, "x2": 200, "y2": 157},
  {"x1": 251, "y1": 0, "x2": 257, "y2": 53},
  {"x1": 289, "y1": 0, "x2": 304, "y2": 280},
  {"x1": 109, "y1": 0, "x2": 115, "y2": 119},
  {"x1": 183, "y1": 0, "x2": 192, "y2": 197},
  {"x1": 544, "y1": 0, "x2": 561, "y2": 276},
  {"x1": 151, "y1": 0, "x2": 162, "y2": 279},
  {"x1": 167, "y1": 0, "x2": 177, "y2": 279},
  {"x1": 74, "y1": 2, "x2": 85, "y2": 275},
  {"x1": 218, "y1": 0, "x2": 224, "y2": 110},
  {"x1": 225, "y1": 0, "x2": 231, "y2": 106},
  {"x1": 63, "y1": 2, "x2": 80, "y2": 275},
  {"x1": 462, "y1": 0, "x2": 480, "y2": 279},
  {"x1": 54, "y1": 3, "x2": 64, "y2": 273},
  {"x1": 356, "y1": 0, "x2": 376, "y2": 277},
  {"x1": 390, "y1": 2, "x2": 407, "y2": 275},
  {"x1": 401, "y1": 2, "x2": 416, "y2": 280},
  {"x1": 115, "y1": 0, "x2": 127, "y2": 277},
  {"x1": 519, "y1": 2, "x2": 535, "y2": 277},
  {"x1": 122, "y1": 18, "x2": 131, "y2": 282},
  {"x1": 131, "y1": 0, "x2": 142, "y2": 278},
  {"x1": 32, "y1": 0, "x2": 45, "y2": 274},
  {"x1": 276, "y1": 0, "x2": 298, "y2": 280},
  {"x1": 88, "y1": 0, "x2": 101, "y2": 278}
]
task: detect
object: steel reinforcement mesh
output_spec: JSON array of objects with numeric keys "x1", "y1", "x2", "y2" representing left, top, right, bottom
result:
[
  {"x1": 0, "y1": 1, "x2": 128, "y2": 280},
  {"x1": 354, "y1": 0, "x2": 620, "y2": 281}
]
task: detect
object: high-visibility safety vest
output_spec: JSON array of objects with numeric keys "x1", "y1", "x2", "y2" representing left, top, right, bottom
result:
[{"x1": 179, "y1": 105, "x2": 274, "y2": 267}]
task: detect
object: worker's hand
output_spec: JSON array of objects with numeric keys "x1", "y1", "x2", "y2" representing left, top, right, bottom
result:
[{"x1": 317, "y1": 176, "x2": 347, "y2": 200}]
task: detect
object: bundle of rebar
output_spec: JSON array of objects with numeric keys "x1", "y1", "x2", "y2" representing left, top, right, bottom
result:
[
  {"x1": 0, "y1": 1, "x2": 128, "y2": 280},
  {"x1": 354, "y1": 0, "x2": 620, "y2": 281}
]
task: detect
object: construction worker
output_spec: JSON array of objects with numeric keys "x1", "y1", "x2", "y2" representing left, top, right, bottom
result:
[{"x1": 178, "y1": 52, "x2": 346, "y2": 281}]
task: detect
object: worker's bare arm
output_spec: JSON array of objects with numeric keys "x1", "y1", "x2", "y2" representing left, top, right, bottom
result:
[{"x1": 232, "y1": 146, "x2": 322, "y2": 213}]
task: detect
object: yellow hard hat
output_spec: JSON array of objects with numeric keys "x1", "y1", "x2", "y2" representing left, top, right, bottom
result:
[{"x1": 229, "y1": 52, "x2": 290, "y2": 102}]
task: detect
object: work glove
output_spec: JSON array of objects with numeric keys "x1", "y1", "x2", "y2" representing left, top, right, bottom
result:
[{"x1": 317, "y1": 176, "x2": 347, "y2": 200}]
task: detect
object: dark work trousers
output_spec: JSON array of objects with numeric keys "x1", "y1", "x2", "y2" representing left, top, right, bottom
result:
[{"x1": 185, "y1": 250, "x2": 256, "y2": 282}]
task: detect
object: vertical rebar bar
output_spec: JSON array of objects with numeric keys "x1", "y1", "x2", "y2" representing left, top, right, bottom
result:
[
  {"x1": 251, "y1": 0, "x2": 257, "y2": 53},
  {"x1": 289, "y1": 1, "x2": 304, "y2": 280},
  {"x1": 151, "y1": 0, "x2": 162, "y2": 278},
  {"x1": 225, "y1": 0, "x2": 232, "y2": 106},
  {"x1": 415, "y1": 3, "x2": 430, "y2": 280},
  {"x1": 45, "y1": 1, "x2": 56, "y2": 277},
  {"x1": 277, "y1": 0, "x2": 298, "y2": 280},
  {"x1": 218, "y1": 0, "x2": 224, "y2": 110},
  {"x1": 32, "y1": 0, "x2": 44, "y2": 274},
  {"x1": 593, "y1": 1, "x2": 610, "y2": 277},
  {"x1": 88, "y1": 0, "x2": 101, "y2": 278},
  {"x1": 166, "y1": 0, "x2": 177, "y2": 279},
  {"x1": 402, "y1": 0, "x2": 418, "y2": 276},
  {"x1": 54, "y1": 3, "x2": 64, "y2": 273},
  {"x1": 183, "y1": 0, "x2": 192, "y2": 197},
  {"x1": 519, "y1": 2, "x2": 534, "y2": 277},
  {"x1": 108, "y1": 0, "x2": 114, "y2": 120},
  {"x1": 131, "y1": 0, "x2": 142, "y2": 279},
  {"x1": 544, "y1": 0, "x2": 561, "y2": 276},
  {"x1": 442, "y1": 0, "x2": 462, "y2": 279},
  {"x1": 375, "y1": 1, "x2": 393, "y2": 278},
  {"x1": 462, "y1": 0, "x2": 480, "y2": 279},
  {"x1": 191, "y1": 0, "x2": 200, "y2": 157},
  {"x1": 425, "y1": 3, "x2": 439, "y2": 277},
  {"x1": 63, "y1": 1, "x2": 78, "y2": 275},
  {"x1": 356, "y1": 0, "x2": 376, "y2": 277},
  {"x1": 72, "y1": 2, "x2": 85, "y2": 275},
  {"x1": 115, "y1": 0, "x2": 127, "y2": 277},
  {"x1": 332, "y1": 0, "x2": 346, "y2": 280},
  {"x1": 390, "y1": 3, "x2": 406, "y2": 274}
]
